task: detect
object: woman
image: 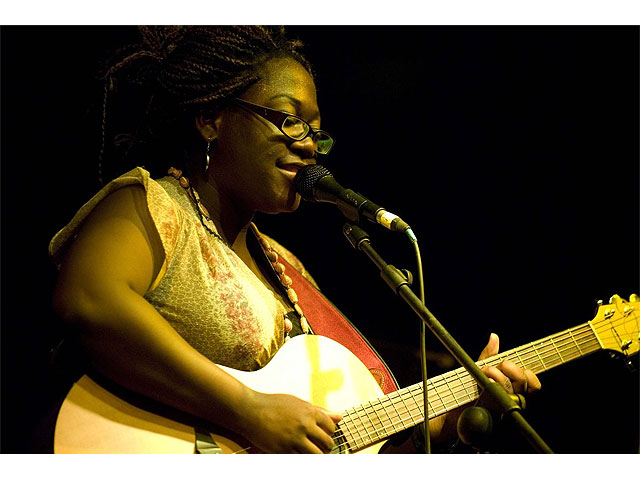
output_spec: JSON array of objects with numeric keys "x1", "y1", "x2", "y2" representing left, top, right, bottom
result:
[{"x1": 50, "y1": 26, "x2": 540, "y2": 454}]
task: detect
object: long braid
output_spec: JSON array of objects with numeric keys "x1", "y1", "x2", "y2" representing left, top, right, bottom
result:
[
  {"x1": 99, "y1": 26, "x2": 312, "y2": 180},
  {"x1": 97, "y1": 77, "x2": 110, "y2": 186}
]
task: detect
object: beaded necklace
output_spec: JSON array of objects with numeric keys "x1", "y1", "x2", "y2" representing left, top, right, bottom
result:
[{"x1": 167, "y1": 167, "x2": 310, "y2": 338}]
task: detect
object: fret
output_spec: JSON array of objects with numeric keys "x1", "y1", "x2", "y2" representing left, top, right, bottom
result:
[
  {"x1": 540, "y1": 338, "x2": 564, "y2": 369},
  {"x1": 559, "y1": 329, "x2": 589, "y2": 361},
  {"x1": 355, "y1": 404, "x2": 377, "y2": 446},
  {"x1": 349, "y1": 405, "x2": 372, "y2": 451},
  {"x1": 379, "y1": 391, "x2": 407, "y2": 437},
  {"x1": 361, "y1": 400, "x2": 386, "y2": 443},
  {"x1": 425, "y1": 379, "x2": 450, "y2": 418},
  {"x1": 525, "y1": 345, "x2": 548, "y2": 371},
  {"x1": 442, "y1": 372, "x2": 463, "y2": 408},
  {"x1": 338, "y1": 409, "x2": 360, "y2": 451},
  {"x1": 549, "y1": 334, "x2": 566, "y2": 365},
  {"x1": 372, "y1": 396, "x2": 392, "y2": 439},
  {"x1": 434, "y1": 374, "x2": 456, "y2": 411},
  {"x1": 511, "y1": 344, "x2": 526, "y2": 367},
  {"x1": 426, "y1": 379, "x2": 445, "y2": 413},
  {"x1": 576, "y1": 329, "x2": 600, "y2": 354},
  {"x1": 404, "y1": 385, "x2": 424, "y2": 422},
  {"x1": 574, "y1": 325, "x2": 601, "y2": 354},
  {"x1": 380, "y1": 389, "x2": 404, "y2": 435},
  {"x1": 377, "y1": 396, "x2": 402, "y2": 439},
  {"x1": 394, "y1": 390, "x2": 416, "y2": 432},
  {"x1": 554, "y1": 335, "x2": 579, "y2": 363},
  {"x1": 332, "y1": 429, "x2": 348, "y2": 453},
  {"x1": 452, "y1": 368, "x2": 475, "y2": 405},
  {"x1": 408, "y1": 384, "x2": 426, "y2": 424},
  {"x1": 587, "y1": 322, "x2": 604, "y2": 348},
  {"x1": 531, "y1": 340, "x2": 549, "y2": 372},
  {"x1": 552, "y1": 329, "x2": 588, "y2": 364},
  {"x1": 388, "y1": 393, "x2": 411, "y2": 435},
  {"x1": 507, "y1": 346, "x2": 536, "y2": 371},
  {"x1": 433, "y1": 370, "x2": 470, "y2": 411}
]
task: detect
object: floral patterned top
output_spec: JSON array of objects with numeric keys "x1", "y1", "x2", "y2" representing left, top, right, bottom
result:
[{"x1": 49, "y1": 167, "x2": 317, "y2": 371}]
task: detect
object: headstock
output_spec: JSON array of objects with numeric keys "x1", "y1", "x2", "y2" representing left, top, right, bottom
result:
[{"x1": 590, "y1": 294, "x2": 639, "y2": 358}]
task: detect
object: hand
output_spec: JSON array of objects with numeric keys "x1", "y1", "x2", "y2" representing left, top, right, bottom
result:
[
  {"x1": 240, "y1": 391, "x2": 342, "y2": 453},
  {"x1": 478, "y1": 333, "x2": 541, "y2": 395}
]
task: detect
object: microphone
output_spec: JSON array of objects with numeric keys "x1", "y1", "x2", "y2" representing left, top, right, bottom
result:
[{"x1": 294, "y1": 164, "x2": 415, "y2": 239}]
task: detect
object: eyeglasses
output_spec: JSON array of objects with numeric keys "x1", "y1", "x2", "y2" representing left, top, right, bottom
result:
[{"x1": 233, "y1": 98, "x2": 334, "y2": 155}]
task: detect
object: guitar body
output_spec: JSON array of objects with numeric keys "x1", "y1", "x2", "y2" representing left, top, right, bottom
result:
[
  {"x1": 54, "y1": 335, "x2": 386, "y2": 454},
  {"x1": 54, "y1": 294, "x2": 639, "y2": 454}
]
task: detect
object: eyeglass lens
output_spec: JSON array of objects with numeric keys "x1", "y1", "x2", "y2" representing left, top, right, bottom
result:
[{"x1": 281, "y1": 116, "x2": 333, "y2": 154}]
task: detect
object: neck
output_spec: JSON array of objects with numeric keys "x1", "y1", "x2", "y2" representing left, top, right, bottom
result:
[{"x1": 190, "y1": 171, "x2": 255, "y2": 247}]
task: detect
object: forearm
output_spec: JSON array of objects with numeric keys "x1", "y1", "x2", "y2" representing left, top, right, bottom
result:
[{"x1": 55, "y1": 281, "x2": 253, "y2": 434}]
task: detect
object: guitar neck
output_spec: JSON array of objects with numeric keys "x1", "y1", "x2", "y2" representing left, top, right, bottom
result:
[{"x1": 337, "y1": 321, "x2": 602, "y2": 452}]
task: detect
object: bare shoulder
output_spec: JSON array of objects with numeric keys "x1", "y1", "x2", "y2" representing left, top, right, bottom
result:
[{"x1": 57, "y1": 184, "x2": 165, "y2": 297}]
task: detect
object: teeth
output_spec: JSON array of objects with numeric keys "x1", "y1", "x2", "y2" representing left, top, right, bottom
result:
[{"x1": 279, "y1": 164, "x2": 301, "y2": 172}]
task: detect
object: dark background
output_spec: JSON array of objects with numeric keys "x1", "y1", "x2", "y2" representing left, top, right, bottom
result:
[{"x1": 1, "y1": 26, "x2": 638, "y2": 453}]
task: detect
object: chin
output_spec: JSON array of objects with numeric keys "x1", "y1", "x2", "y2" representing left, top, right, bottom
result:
[
  {"x1": 262, "y1": 192, "x2": 301, "y2": 215},
  {"x1": 280, "y1": 193, "x2": 301, "y2": 213}
]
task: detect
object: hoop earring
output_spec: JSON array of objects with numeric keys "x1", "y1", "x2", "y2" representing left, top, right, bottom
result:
[{"x1": 205, "y1": 140, "x2": 211, "y2": 173}]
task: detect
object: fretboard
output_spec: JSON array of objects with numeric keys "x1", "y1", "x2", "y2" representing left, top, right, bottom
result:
[{"x1": 335, "y1": 321, "x2": 602, "y2": 452}]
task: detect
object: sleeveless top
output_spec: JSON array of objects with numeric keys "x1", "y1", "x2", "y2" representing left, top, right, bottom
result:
[{"x1": 49, "y1": 167, "x2": 317, "y2": 372}]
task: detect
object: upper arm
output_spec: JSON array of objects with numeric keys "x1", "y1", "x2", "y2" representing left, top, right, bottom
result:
[{"x1": 53, "y1": 185, "x2": 166, "y2": 321}]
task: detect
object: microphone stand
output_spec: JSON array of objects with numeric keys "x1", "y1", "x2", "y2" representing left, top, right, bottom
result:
[{"x1": 342, "y1": 223, "x2": 553, "y2": 454}]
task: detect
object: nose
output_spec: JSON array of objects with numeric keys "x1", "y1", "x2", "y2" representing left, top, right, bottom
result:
[{"x1": 289, "y1": 135, "x2": 317, "y2": 159}]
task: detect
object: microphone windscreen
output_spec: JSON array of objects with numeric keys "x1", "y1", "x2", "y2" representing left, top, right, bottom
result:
[{"x1": 293, "y1": 164, "x2": 332, "y2": 201}]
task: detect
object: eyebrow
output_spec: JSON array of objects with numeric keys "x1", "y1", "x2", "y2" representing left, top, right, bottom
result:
[{"x1": 268, "y1": 94, "x2": 321, "y2": 122}]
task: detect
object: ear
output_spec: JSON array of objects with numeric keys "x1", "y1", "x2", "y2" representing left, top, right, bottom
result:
[{"x1": 195, "y1": 112, "x2": 223, "y2": 142}]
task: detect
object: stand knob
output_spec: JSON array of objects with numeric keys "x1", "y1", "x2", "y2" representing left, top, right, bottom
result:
[{"x1": 457, "y1": 406, "x2": 494, "y2": 451}]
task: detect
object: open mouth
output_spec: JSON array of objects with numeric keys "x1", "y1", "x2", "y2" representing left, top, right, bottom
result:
[{"x1": 276, "y1": 162, "x2": 305, "y2": 178}]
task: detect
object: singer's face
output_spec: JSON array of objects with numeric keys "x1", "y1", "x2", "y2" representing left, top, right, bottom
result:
[{"x1": 211, "y1": 57, "x2": 320, "y2": 214}]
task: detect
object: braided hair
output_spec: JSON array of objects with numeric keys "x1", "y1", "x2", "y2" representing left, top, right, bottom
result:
[{"x1": 99, "y1": 26, "x2": 312, "y2": 182}]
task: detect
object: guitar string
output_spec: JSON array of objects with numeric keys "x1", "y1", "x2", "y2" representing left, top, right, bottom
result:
[
  {"x1": 331, "y1": 311, "x2": 637, "y2": 452},
  {"x1": 335, "y1": 338, "x2": 626, "y2": 452},
  {"x1": 363, "y1": 327, "x2": 595, "y2": 421},
  {"x1": 264, "y1": 307, "x2": 637, "y2": 452},
  {"x1": 331, "y1": 325, "x2": 606, "y2": 451},
  {"x1": 347, "y1": 327, "x2": 635, "y2": 450},
  {"x1": 424, "y1": 309, "x2": 638, "y2": 402},
  {"x1": 407, "y1": 326, "x2": 598, "y2": 414},
  {"x1": 344, "y1": 333, "x2": 616, "y2": 450},
  {"x1": 335, "y1": 351, "x2": 581, "y2": 452},
  {"x1": 333, "y1": 328, "x2": 598, "y2": 450}
]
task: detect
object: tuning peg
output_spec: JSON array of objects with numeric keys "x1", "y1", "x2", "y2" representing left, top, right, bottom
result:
[
  {"x1": 609, "y1": 294, "x2": 622, "y2": 303},
  {"x1": 630, "y1": 294, "x2": 639, "y2": 303},
  {"x1": 596, "y1": 299, "x2": 604, "y2": 306}
]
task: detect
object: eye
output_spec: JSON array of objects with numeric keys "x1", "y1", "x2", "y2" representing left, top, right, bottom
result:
[{"x1": 282, "y1": 116, "x2": 308, "y2": 138}]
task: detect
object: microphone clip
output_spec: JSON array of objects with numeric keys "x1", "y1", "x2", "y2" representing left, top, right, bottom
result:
[{"x1": 343, "y1": 223, "x2": 413, "y2": 292}]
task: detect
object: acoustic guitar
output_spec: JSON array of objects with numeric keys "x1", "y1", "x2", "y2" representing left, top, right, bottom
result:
[{"x1": 54, "y1": 294, "x2": 639, "y2": 453}]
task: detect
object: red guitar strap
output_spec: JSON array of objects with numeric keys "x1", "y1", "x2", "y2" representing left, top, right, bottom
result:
[{"x1": 279, "y1": 256, "x2": 398, "y2": 394}]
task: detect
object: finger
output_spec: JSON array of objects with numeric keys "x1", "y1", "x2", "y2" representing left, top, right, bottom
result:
[
  {"x1": 496, "y1": 360, "x2": 528, "y2": 393},
  {"x1": 478, "y1": 333, "x2": 500, "y2": 360},
  {"x1": 316, "y1": 409, "x2": 340, "y2": 435},
  {"x1": 319, "y1": 407, "x2": 343, "y2": 424},
  {"x1": 296, "y1": 436, "x2": 326, "y2": 454},
  {"x1": 482, "y1": 365, "x2": 513, "y2": 393},
  {"x1": 494, "y1": 361, "x2": 543, "y2": 394},
  {"x1": 310, "y1": 425, "x2": 337, "y2": 453},
  {"x1": 525, "y1": 369, "x2": 542, "y2": 393}
]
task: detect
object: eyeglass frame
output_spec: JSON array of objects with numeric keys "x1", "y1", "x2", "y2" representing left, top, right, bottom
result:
[{"x1": 232, "y1": 98, "x2": 334, "y2": 155}]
